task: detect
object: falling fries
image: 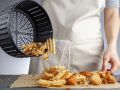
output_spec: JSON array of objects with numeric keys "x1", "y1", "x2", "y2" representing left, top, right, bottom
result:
[
  {"x1": 22, "y1": 38, "x2": 56, "y2": 60},
  {"x1": 52, "y1": 39, "x2": 56, "y2": 54}
]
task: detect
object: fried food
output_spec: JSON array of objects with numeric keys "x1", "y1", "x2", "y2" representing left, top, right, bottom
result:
[
  {"x1": 22, "y1": 42, "x2": 46, "y2": 56},
  {"x1": 97, "y1": 71, "x2": 106, "y2": 78},
  {"x1": 89, "y1": 72, "x2": 102, "y2": 85},
  {"x1": 66, "y1": 73, "x2": 87, "y2": 85},
  {"x1": 97, "y1": 71, "x2": 116, "y2": 84},
  {"x1": 52, "y1": 38, "x2": 56, "y2": 54},
  {"x1": 51, "y1": 80, "x2": 66, "y2": 87},
  {"x1": 22, "y1": 38, "x2": 56, "y2": 60},
  {"x1": 46, "y1": 39, "x2": 49, "y2": 53},
  {"x1": 66, "y1": 74, "x2": 77, "y2": 85},
  {"x1": 38, "y1": 79, "x2": 66, "y2": 87},
  {"x1": 50, "y1": 66, "x2": 65, "y2": 71},
  {"x1": 38, "y1": 66, "x2": 67, "y2": 87},
  {"x1": 102, "y1": 71, "x2": 116, "y2": 84},
  {"x1": 54, "y1": 70, "x2": 67, "y2": 80},
  {"x1": 61, "y1": 71, "x2": 74, "y2": 80},
  {"x1": 47, "y1": 68, "x2": 59, "y2": 76},
  {"x1": 37, "y1": 66, "x2": 117, "y2": 87},
  {"x1": 40, "y1": 72, "x2": 54, "y2": 80},
  {"x1": 38, "y1": 79, "x2": 51, "y2": 87},
  {"x1": 49, "y1": 38, "x2": 52, "y2": 53},
  {"x1": 76, "y1": 74, "x2": 87, "y2": 84},
  {"x1": 80, "y1": 71, "x2": 92, "y2": 78}
]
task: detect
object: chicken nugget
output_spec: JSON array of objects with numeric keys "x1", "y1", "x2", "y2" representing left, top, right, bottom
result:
[
  {"x1": 80, "y1": 71, "x2": 92, "y2": 78},
  {"x1": 89, "y1": 73, "x2": 102, "y2": 85},
  {"x1": 97, "y1": 71, "x2": 106, "y2": 78},
  {"x1": 66, "y1": 74, "x2": 77, "y2": 85},
  {"x1": 103, "y1": 71, "x2": 116, "y2": 84},
  {"x1": 48, "y1": 68, "x2": 59, "y2": 76}
]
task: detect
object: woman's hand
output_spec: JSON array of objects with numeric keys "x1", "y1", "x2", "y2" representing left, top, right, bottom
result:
[
  {"x1": 102, "y1": 46, "x2": 120, "y2": 73},
  {"x1": 103, "y1": 8, "x2": 120, "y2": 73}
]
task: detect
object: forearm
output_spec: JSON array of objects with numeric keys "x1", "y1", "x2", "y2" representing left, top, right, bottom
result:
[{"x1": 104, "y1": 8, "x2": 119, "y2": 48}]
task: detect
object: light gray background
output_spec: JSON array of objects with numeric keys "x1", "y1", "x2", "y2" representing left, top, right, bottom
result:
[
  {"x1": 0, "y1": 0, "x2": 119, "y2": 75},
  {"x1": 0, "y1": 0, "x2": 42, "y2": 75}
]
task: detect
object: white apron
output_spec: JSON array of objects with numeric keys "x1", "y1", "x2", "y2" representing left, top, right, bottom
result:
[{"x1": 29, "y1": 0, "x2": 105, "y2": 74}]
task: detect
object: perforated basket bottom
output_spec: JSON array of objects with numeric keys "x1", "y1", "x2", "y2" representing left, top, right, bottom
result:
[{"x1": 10, "y1": 10, "x2": 34, "y2": 51}]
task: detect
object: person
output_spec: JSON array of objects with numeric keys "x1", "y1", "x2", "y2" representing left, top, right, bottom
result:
[{"x1": 29, "y1": 0, "x2": 120, "y2": 74}]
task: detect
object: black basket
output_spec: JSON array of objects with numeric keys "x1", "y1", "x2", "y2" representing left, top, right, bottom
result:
[{"x1": 0, "y1": 0, "x2": 53, "y2": 58}]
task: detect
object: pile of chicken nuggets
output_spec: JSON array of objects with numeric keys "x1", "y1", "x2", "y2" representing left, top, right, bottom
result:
[{"x1": 37, "y1": 66, "x2": 116, "y2": 87}]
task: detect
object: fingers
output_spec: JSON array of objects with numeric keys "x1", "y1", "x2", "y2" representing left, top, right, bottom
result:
[
  {"x1": 110, "y1": 59, "x2": 119, "y2": 73},
  {"x1": 110, "y1": 64, "x2": 116, "y2": 74},
  {"x1": 102, "y1": 48, "x2": 120, "y2": 73},
  {"x1": 102, "y1": 55, "x2": 109, "y2": 72}
]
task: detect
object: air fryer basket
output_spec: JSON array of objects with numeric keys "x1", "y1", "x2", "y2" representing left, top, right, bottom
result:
[{"x1": 0, "y1": 0, "x2": 53, "y2": 58}]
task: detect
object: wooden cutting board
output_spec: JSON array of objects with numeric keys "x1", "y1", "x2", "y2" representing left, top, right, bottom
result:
[{"x1": 10, "y1": 75, "x2": 120, "y2": 89}]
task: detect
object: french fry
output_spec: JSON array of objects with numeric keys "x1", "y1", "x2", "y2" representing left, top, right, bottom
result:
[
  {"x1": 49, "y1": 38, "x2": 53, "y2": 53},
  {"x1": 44, "y1": 42, "x2": 47, "y2": 49},
  {"x1": 51, "y1": 39, "x2": 54, "y2": 54},
  {"x1": 22, "y1": 38, "x2": 56, "y2": 60},
  {"x1": 47, "y1": 39, "x2": 50, "y2": 53},
  {"x1": 52, "y1": 38, "x2": 56, "y2": 54}
]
